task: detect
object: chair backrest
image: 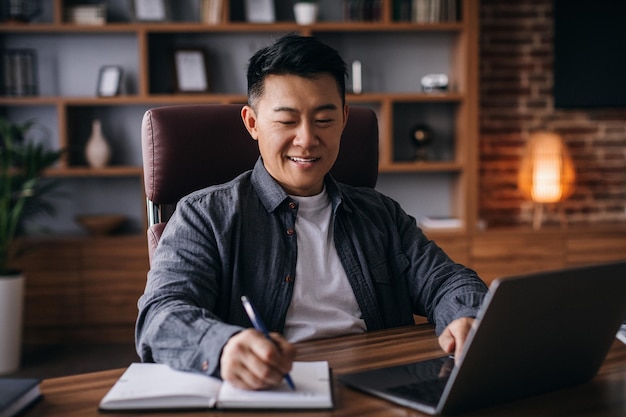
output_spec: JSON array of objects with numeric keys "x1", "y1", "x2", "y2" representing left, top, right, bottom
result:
[{"x1": 141, "y1": 104, "x2": 379, "y2": 261}]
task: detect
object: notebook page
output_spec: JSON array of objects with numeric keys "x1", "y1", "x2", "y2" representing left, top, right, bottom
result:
[
  {"x1": 99, "y1": 363, "x2": 222, "y2": 410},
  {"x1": 217, "y1": 361, "x2": 333, "y2": 409}
]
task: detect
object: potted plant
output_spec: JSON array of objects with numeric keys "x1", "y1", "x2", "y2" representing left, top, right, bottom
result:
[
  {"x1": 293, "y1": 0, "x2": 319, "y2": 25},
  {"x1": 0, "y1": 118, "x2": 63, "y2": 374}
]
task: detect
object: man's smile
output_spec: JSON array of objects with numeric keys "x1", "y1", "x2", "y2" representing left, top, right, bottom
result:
[{"x1": 288, "y1": 156, "x2": 320, "y2": 163}]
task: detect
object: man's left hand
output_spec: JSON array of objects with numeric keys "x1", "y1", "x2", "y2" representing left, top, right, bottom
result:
[{"x1": 438, "y1": 317, "x2": 475, "y2": 363}]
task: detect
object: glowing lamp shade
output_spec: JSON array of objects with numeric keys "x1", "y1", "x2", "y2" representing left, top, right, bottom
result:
[{"x1": 518, "y1": 132, "x2": 575, "y2": 228}]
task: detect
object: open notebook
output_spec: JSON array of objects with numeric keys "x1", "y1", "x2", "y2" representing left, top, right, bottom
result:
[
  {"x1": 339, "y1": 261, "x2": 626, "y2": 415},
  {"x1": 99, "y1": 361, "x2": 332, "y2": 411}
]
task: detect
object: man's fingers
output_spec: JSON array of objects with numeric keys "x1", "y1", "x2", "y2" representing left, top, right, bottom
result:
[
  {"x1": 437, "y1": 317, "x2": 475, "y2": 364},
  {"x1": 221, "y1": 329, "x2": 295, "y2": 390}
]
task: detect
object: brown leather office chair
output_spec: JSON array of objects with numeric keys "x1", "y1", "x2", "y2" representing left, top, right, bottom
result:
[{"x1": 141, "y1": 104, "x2": 379, "y2": 262}]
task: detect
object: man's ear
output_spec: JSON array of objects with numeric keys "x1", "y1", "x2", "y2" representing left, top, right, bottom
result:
[{"x1": 241, "y1": 105, "x2": 259, "y2": 141}]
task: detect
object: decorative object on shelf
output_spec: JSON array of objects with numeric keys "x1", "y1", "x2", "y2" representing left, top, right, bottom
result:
[
  {"x1": 0, "y1": 118, "x2": 63, "y2": 374},
  {"x1": 351, "y1": 60, "x2": 362, "y2": 94},
  {"x1": 245, "y1": 0, "x2": 275, "y2": 23},
  {"x1": 173, "y1": 49, "x2": 209, "y2": 93},
  {"x1": 133, "y1": 0, "x2": 168, "y2": 22},
  {"x1": 201, "y1": 0, "x2": 224, "y2": 24},
  {"x1": 1, "y1": 0, "x2": 41, "y2": 23},
  {"x1": 64, "y1": 3, "x2": 106, "y2": 25},
  {"x1": 75, "y1": 214, "x2": 126, "y2": 236},
  {"x1": 97, "y1": 66, "x2": 123, "y2": 97},
  {"x1": 85, "y1": 119, "x2": 111, "y2": 168},
  {"x1": 409, "y1": 123, "x2": 433, "y2": 161},
  {"x1": 421, "y1": 73, "x2": 448, "y2": 93},
  {"x1": 518, "y1": 132, "x2": 576, "y2": 230},
  {"x1": 1, "y1": 48, "x2": 38, "y2": 97},
  {"x1": 293, "y1": 1, "x2": 318, "y2": 25}
]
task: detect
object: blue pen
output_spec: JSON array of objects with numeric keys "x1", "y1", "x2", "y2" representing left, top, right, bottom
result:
[{"x1": 241, "y1": 295, "x2": 296, "y2": 391}]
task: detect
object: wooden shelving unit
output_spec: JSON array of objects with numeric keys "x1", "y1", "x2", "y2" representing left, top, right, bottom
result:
[{"x1": 0, "y1": 0, "x2": 479, "y2": 236}]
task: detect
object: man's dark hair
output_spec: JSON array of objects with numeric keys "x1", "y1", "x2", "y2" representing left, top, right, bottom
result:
[{"x1": 246, "y1": 33, "x2": 348, "y2": 107}]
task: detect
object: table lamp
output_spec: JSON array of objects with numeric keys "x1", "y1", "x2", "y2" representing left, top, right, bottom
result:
[{"x1": 518, "y1": 132, "x2": 575, "y2": 230}]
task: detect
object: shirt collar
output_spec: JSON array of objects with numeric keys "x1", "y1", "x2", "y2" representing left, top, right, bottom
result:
[{"x1": 250, "y1": 157, "x2": 346, "y2": 214}]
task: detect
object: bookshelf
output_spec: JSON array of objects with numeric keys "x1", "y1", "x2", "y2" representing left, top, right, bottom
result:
[{"x1": 0, "y1": 0, "x2": 478, "y2": 236}]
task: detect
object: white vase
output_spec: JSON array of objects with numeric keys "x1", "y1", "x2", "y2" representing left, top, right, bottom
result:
[
  {"x1": 0, "y1": 273, "x2": 24, "y2": 375},
  {"x1": 85, "y1": 119, "x2": 111, "y2": 168},
  {"x1": 294, "y1": 2, "x2": 318, "y2": 25}
]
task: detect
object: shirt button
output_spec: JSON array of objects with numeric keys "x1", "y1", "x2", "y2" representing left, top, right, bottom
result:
[
  {"x1": 201, "y1": 360, "x2": 209, "y2": 372},
  {"x1": 286, "y1": 228, "x2": 295, "y2": 235},
  {"x1": 285, "y1": 275, "x2": 294, "y2": 283},
  {"x1": 288, "y1": 201, "x2": 296, "y2": 209}
]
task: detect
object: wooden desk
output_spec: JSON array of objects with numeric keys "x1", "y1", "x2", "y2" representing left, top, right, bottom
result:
[{"x1": 28, "y1": 325, "x2": 626, "y2": 416}]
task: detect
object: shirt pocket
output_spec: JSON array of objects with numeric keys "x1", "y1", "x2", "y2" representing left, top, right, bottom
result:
[{"x1": 368, "y1": 252, "x2": 410, "y2": 286}]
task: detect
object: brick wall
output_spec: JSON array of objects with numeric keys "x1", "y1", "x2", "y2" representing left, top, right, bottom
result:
[{"x1": 479, "y1": 0, "x2": 626, "y2": 227}]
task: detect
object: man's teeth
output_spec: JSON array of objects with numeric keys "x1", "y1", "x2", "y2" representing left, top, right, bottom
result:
[{"x1": 290, "y1": 157, "x2": 317, "y2": 162}]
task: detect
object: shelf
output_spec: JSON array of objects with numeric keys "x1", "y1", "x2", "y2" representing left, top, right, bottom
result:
[
  {"x1": 0, "y1": 22, "x2": 464, "y2": 34},
  {"x1": 379, "y1": 161, "x2": 463, "y2": 173},
  {"x1": 45, "y1": 166, "x2": 143, "y2": 177},
  {"x1": 0, "y1": 0, "x2": 478, "y2": 235}
]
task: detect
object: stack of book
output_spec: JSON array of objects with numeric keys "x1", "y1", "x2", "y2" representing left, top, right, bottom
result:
[
  {"x1": 65, "y1": 4, "x2": 106, "y2": 25},
  {"x1": 201, "y1": 0, "x2": 224, "y2": 25},
  {"x1": 1, "y1": 49, "x2": 38, "y2": 97},
  {"x1": 394, "y1": 0, "x2": 459, "y2": 23},
  {"x1": 419, "y1": 216, "x2": 463, "y2": 230}
]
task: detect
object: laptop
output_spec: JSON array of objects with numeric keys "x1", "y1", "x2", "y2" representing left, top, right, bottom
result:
[{"x1": 338, "y1": 261, "x2": 626, "y2": 415}]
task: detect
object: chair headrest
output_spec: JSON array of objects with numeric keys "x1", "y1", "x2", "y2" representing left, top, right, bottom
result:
[{"x1": 142, "y1": 104, "x2": 378, "y2": 204}]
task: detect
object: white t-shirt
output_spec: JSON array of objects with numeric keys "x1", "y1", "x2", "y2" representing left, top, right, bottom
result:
[{"x1": 283, "y1": 187, "x2": 366, "y2": 342}]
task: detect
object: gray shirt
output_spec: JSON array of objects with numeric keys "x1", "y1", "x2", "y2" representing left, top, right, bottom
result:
[{"x1": 136, "y1": 158, "x2": 488, "y2": 377}]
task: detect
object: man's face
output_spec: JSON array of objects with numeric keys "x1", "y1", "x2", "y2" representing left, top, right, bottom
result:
[{"x1": 242, "y1": 73, "x2": 348, "y2": 196}]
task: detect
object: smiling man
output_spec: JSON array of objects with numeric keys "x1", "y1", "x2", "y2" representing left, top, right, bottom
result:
[{"x1": 136, "y1": 34, "x2": 488, "y2": 391}]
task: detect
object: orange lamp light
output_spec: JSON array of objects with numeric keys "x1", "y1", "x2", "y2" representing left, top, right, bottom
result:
[{"x1": 518, "y1": 132, "x2": 575, "y2": 229}]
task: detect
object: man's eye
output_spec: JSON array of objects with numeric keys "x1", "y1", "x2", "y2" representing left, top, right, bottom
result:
[
  {"x1": 316, "y1": 119, "x2": 333, "y2": 125},
  {"x1": 278, "y1": 120, "x2": 296, "y2": 125}
]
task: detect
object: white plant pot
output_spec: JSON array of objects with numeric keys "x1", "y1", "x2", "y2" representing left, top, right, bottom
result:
[
  {"x1": 0, "y1": 273, "x2": 24, "y2": 375},
  {"x1": 294, "y1": 3, "x2": 318, "y2": 25}
]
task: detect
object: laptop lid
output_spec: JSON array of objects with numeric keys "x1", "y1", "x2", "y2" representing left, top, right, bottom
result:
[{"x1": 338, "y1": 261, "x2": 626, "y2": 415}]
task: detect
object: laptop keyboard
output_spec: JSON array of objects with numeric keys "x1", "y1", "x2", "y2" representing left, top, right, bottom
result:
[{"x1": 387, "y1": 378, "x2": 448, "y2": 407}]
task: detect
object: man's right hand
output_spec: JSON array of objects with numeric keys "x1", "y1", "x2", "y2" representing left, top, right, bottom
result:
[{"x1": 220, "y1": 328, "x2": 296, "y2": 390}]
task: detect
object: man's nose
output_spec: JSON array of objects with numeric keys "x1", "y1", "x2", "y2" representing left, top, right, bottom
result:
[{"x1": 293, "y1": 121, "x2": 318, "y2": 147}]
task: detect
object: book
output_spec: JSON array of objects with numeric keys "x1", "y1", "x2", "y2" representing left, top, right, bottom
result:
[
  {"x1": 419, "y1": 216, "x2": 463, "y2": 230},
  {"x1": 99, "y1": 361, "x2": 333, "y2": 411},
  {"x1": 0, "y1": 378, "x2": 41, "y2": 417}
]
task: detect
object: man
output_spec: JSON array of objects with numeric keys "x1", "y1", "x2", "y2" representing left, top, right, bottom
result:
[{"x1": 136, "y1": 34, "x2": 488, "y2": 391}]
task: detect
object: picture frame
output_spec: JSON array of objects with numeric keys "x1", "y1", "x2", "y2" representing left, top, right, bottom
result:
[
  {"x1": 133, "y1": 0, "x2": 169, "y2": 22},
  {"x1": 245, "y1": 0, "x2": 275, "y2": 23},
  {"x1": 173, "y1": 49, "x2": 209, "y2": 93},
  {"x1": 97, "y1": 66, "x2": 123, "y2": 97}
]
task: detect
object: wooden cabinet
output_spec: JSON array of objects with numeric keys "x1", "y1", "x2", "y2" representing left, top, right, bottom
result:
[
  {"x1": 14, "y1": 236, "x2": 149, "y2": 344},
  {"x1": 16, "y1": 226, "x2": 625, "y2": 344},
  {"x1": 566, "y1": 231, "x2": 626, "y2": 267},
  {"x1": 458, "y1": 225, "x2": 626, "y2": 285},
  {"x1": 1, "y1": 0, "x2": 479, "y2": 236},
  {"x1": 468, "y1": 231, "x2": 566, "y2": 284}
]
